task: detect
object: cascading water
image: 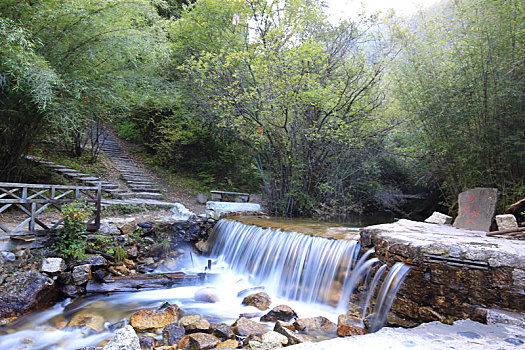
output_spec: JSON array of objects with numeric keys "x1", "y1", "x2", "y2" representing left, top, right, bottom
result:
[{"x1": 208, "y1": 219, "x2": 410, "y2": 331}]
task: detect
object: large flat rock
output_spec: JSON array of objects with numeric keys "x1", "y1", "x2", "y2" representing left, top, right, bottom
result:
[
  {"x1": 361, "y1": 219, "x2": 525, "y2": 269},
  {"x1": 288, "y1": 319, "x2": 525, "y2": 350},
  {"x1": 206, "y1": 201, "x2": 262, "y2": 219}
]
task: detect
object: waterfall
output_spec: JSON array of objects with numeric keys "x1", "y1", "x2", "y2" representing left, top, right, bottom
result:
[{"x1": 208, "y1": 219, "x2": 409, "y2": 330}]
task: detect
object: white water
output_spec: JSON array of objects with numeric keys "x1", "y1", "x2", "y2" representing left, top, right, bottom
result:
[{"x1": 0, "y1": 218, "x2": 409, "y2": 349}]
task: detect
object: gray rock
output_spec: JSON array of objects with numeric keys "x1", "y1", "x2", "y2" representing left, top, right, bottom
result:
[
  {"x1": 103, "y1": 325, "x2": 140, "y2": 350},
  {"x1": 424, "y1": 212, "x2": 453, "y2": 225},
  {"x1": 72, "y1": 264, "x2": 92, "y2": 285},
  {"x1": 197, "y1": 193, "x2": 208, "y2": 204},
  {"x1": 81, "y1": 255, "x2": 109, "y2": 267},
  {"x1": 249, "y1": 194, "x2": 263, "y2": 204},
  {"x1": 210, "y1": 323, "x2": 234, "y2": 340},
  {"x1": 171, "y1": 203, "x2": 196, "y2": 221},
  {"x1": 293, "y1": 316, "x2": 336, "y2": 333},
  {"x1": 188, "y1": 332, "x2": 220, "y2": 350},
  {"x1": 261, "y1": 305, "x2": 298, "y2": 322},
  {"x1": 205, "y1": 201, "x2": 262, "y2": 220},
  {"x1": 41, "y1": 258, "x2": 65, "y2": 273},
  {"x1": 2, "y1": 251, "x2": 15, "y2": 262},
  {"x1": 453, "y1": 188, "x2": 498, "y2": 231},
  {"x1": 231, "y1": 317, "x2": 268, "y2": 337},
  {"x1": 194, "y1": 287, "x2": 220, "y2": 303},
  {"x1": 262, "y1": 331, "x2": 288, "y2": 345},
  {"x1": 512, "y1": 269, "x2": 525, "y2": 289},
  {"x1": 495, "y1": 214, "x2": 518, "y2": 231},
  {"x1": 99, "y1": 222, "x2": 121, "y2": 235},
  {"x1": 138, "y1": 335, "x2": 157, "y2": 350},
  {"x1": 163, "y1": 322, "x2": 186, "y2": 345}
]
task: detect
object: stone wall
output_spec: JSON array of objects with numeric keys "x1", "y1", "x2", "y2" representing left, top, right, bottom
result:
[{"x1": 360, "y1": 219, "x2": 525, "y2": 324}]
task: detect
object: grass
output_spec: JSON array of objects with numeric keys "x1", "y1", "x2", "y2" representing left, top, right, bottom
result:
[{"x1": 102, "y1": 204, "x2": 172, "y2": 215}]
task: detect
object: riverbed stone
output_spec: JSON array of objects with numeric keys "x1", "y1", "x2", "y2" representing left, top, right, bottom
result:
[
  {"x1": 495, "y1": 214, "x2": 518, "y2": 231},
  {"x1": 337, "y1": 314, "x2": 366, "y2": 337},
  {"x1": 194, "y1": 287, "x2": 220, "y2": 303},
  {"x1": 453, "y1": 187, "x2": 498, "y2": 231},
  {"x1": 41, "y1": 258, "x2": 65, "y2": 273},
  {"x1": 261, "y1": 305, "x2": 298, "y2": 322},
  {"x1": 68, "y1": 310, "x2": 105, "y2": 333},
  {"x1": 293, "y1": 317, "x2": 336, "y2": 333},
  {"x1": 0, "y1": 270, "x2": 57, "y2": 324},
  {"x1": 185, "y1": 319, "x2": 211, "y2": 334},
  {"x1": 247, "y1": 340, "x2": 282, "y2": 349},
  {"x1": 274, "y1": 325, "x2": 313, "y2": 345},
  {"x1": 82, "y1": 255, "x2": 109, "y2": 267},
  {"x1": 232, "y1": 317, "x2": 269, "y2": 337},
  {"x1": 424, "y1": 212, "x2": 453, "y2": 225},
  {"x1": 262, "y1": 331, "x2": 289, "y2": 345},
  {"x1": 139, "y1": 335, "x2": 157, "y2": 350},
  {"x1": 178, "y1": 335, "x2": 191, "y2": 350},
  {"x1": 72, "y1": 264, "x2": 92, "y2": 285},
  {"x1": 188, "y1": 333, "x2": 220, "y2": 350},
  {"x1": 180, "y1": 314, "x2": 201, "y2": 327},
  {"x1": 61, "y1": 284, "x2": 84, "y2": 298},
  {"x1": 2, "y1": 251, "x2": 15, "y2": 262},
  {"x1": 242, "y1": 292, "x2": 271, "y2": 310},
  {"x1": 130, "y1": 305, "x2": 180, "y2": 332},
  {"x1": 215, "y1": 339, "x2": 240, "y2": 348},
  {"x1": 103, "y1": 325, "x2": 140, "y2": 350},
  {"x1": 163, "y1": 322, "x2": 186, "y2": 345},
  {"x1": 210, "y1": 322, "x2": 234, "y2": 340}
]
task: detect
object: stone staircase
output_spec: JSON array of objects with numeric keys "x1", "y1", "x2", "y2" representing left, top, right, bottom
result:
[{"x1": 99, "y1": 131, "x2": 163, "y2": 200}]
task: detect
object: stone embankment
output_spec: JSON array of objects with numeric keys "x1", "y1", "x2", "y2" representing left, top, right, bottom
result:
[{"x1": 360, "y1": 219, "x2": 525, "y2": 325}]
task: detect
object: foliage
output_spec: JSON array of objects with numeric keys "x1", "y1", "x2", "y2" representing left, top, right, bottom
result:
[
  {"x1": 113, "y1": 245, "x2": 128, "y2": 263},
  {"x1": 387, "y1": 0, "x2": 525, "y2": 209},
  {"x1": 52, "y1": 199, "x2": 94, "y2": 260}
]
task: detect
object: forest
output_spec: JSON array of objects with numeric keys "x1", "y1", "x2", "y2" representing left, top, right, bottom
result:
[{"x1": 1, "y1": 0, "x2": 523, "y2": 217}]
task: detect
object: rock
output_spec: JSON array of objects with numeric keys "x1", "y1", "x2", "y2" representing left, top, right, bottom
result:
[
  {"x1": 178, "y1": 335, "x2": 191, "y2": 350},
  {"x1": 72, "y1": 264, "x2": 92, "y2": 285},
  {"x1": 247, "y1": 340, "x2": 281, "y2": 349},
  {"x1": 262, "y1": 331, "x2": 288, "y2": 345},
  {"x1": 130, "y1": 305, "x2": 180, "y2": 332},
  {"x1": 139, "y1": 335, "x2": 157, "y2": 350},
  {"x1": 180, "y1": 314, "x2": 201, "y2": 327},
  {"x1": 273, "y1": 321, "x2": 295, "y2": 333},
  {"x1": 68, "y1": 310, "x2": 105, "y2": 333},
  {"x1": 194, "y1": 287, "x2": 220, "y2": 303},
  {"x1": 103, "y1": 325, "x2": 140, "y2": 350},
  {"x1": 249, "y1": 194, "x2": 263, "y2": 204},
  {"x1": 138, "y1": 222, "x2": 153, "y2": 229},
  {"x1": 231, "y1": 317, "x2": 268, "y2": 337},
  {"x1": 0, "y1": 270, "x2": 57, "y2": 322},
  {"x1": 61, "y1": 284, "x2": 84, "y2": 298},
  {"x1": 194, "y1": 241, "x2": 209, "y2": 254},
  {"x1": 99, "y1": 222, "x2": 121, "y2": 235},
  {"x1": 274, "y1": 324, "x2": 313, "y2": 345},
  {"x1": 238, "y1": 286, "x2": 265, "y2": 298},
  {"x1": 188, "y1": 333, "x2": 220, "y2": 350},
  {"x1": 453, "y1": 187, "x2": 499, "y2": 231},
  {"x1": 205, "y1": 202, "x2": 262, "y2": 220},
  {"x1": 2, "y1": 251, "x2": 15, "y2": 262},
  {"x1": 424, "y1": 212, "x2": 453, "y2": 225},
  {"x1": 495, "y1": 214, "x2": 518, "y2": 231},
  {"x1": 293, "y1": 316, "x2": 336, "y2": 333},
  {"x1": 127, "y1": 246, "x2": 139, "y2": 259},
  {"x1": 418, "y1": 306, "x2": 446, "y2": 323},
  {"x1": 210, "y1": 323, "x2": 234, "y2": 340},
  {"x1": 124, "y1": 259, "x2": 136, "y2": 269},
  {"x1": 82, "y1": 255, "x2": 109, "y2": 267},
  {"x1": 185, "y1": 319, "x2": 211, "y2": 334},
  {"x1": 171, "y1": 203, "x2": 196, "y2": 221},
  {"x1": 49, "y1": 314, "x2": 67, "y2": 329},
  {"x1": 119, "y1": 222, "x2": 137, "y2": 235},
  {"x1": 172, "y1": 221, "x2": 206, "y2": 241},
  {"x1": 41, "y1": 258, "x2": 65, "y2": 273},
  {"x1": 260, "y1": 305, "x2": 298, "y2": 322},
  {"x1": 197, "y1": 193, "x2": 207, "y2": 204},
  {"x1": 215, "y1": 339, "x2": 239, "y2": 348},
  {"x1": 242, "y1": 292, "x2": 271, "y2": 310},
  {"x1": 144, "y1": 257, "x2": 155, "y2": 265},
  {"x1": 163, "y1": 322, "x2": 186, "y2": 345},
  {"x1": 337, "y1": 314, "x2": 366, "y2": 337},
  {"x1": 240, "y1": 312, "x2": 263, "y2": 319}
]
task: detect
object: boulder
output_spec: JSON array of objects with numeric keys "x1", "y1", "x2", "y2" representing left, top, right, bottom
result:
[
  {"x1": 68, "y1": 310, "x2": 105, "y2": 333},
  {"x1": 274, "y1": 325, "x2": 313, "y2": 345},
  {"x1": 238, "y1": 286, "x2": 265, "y2": 298},
  {"x1": 103, "y1": 325, "x2": 140, "y2": 350},
  {"x1": 171, "y1": 203, "x2": 196, "y2": 221},
  {"x1": 185, "y1": 319, "x2": 211, "y2": 334},
  {"x1": 130, "y1": 305, "x2": 180, "y2": 332},
  {"x1": 231, "y1": 317, "x2": 268, "y2": 337},
  {"x1": 81, "y1": 255, "x2": 109, "y2": 267},
  {"x1": 61, "y1": 284, "x2": 84, "y2": 298},
  {"x1": 0, "y1": 270, "x2": 57, "y2": 322},
  {"x1": 215, "y1": 339, "x2": 239, "y2": 348},
  {"x1": 273, "y1": 321, "x2": 295, "y2": 333},
  {"x1": 210, "y1": 322, "x2": 234, "y2": 340},
  {"x1": 424, "y1": 212, "x2": 453, "y2": 225},
  {"x1": 194, "y1": 287, "x2": 220, "y2": 303},
  {"x1": 194, "y1": 241, "x2": 209, "y2": 254},
  {"x1": 179, "y1": 314, "x2": 201, "y2": 327},
  {"x1": 41, "y1": 258, "x2": 65, "y2": 273},
  {"x1": 188, "y1": 333, "x2": 220, "y2": 350},
  {"x1": 337, "y1": 314, "x2": 366, "y2": 337},
  {"x1": 242, "y1": 292, "x2": 271, "y2": 311},
  {"x1": 99, "y1": 222, "x2": 121, "y2": 235},
  {"x1": 119, "y1": 222, "x2": 137, "y2": 235},
  {"x1": 163, "y1": 322, "x2": 186, "y2": 345},
  {"x1": 2, "y1": 251, "x2": 15, "y2": 262},
  {"x1": 495, "y1": 214, "x2": 518, "y2": 231},
  {"x1": 178, "y1": 335, "x2": 191, "y2": 350},
  {"x1": 197, "y1": 193, "x2": 208, "y2": 204},
  {"x1": 72, "y1": 264, "x2": 92, "y2": 285},
  {"x1": 293, "y1": 316, "x2": 336, "y2": 333},
  {"x1": 453, "y1": 187, "x2": 499, "y2": 231},
  {"x1": 262, "y1": 331, "x2": 288, "y2": 345},
  {"x1": 138, "y1": 335, "x2": 157, "y2": 350},
  {"x1": 260, "y1": 305, "x2": 297, "y2": 322}
]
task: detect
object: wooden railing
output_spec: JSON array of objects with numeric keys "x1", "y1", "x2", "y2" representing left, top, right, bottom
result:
[{"x1": 0, "y1": 182, "x2": 101, "y2": 234}]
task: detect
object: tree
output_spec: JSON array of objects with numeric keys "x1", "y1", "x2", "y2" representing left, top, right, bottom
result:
[{"x1": 176, "y1": 0, "x2": 394, "y2": 215}]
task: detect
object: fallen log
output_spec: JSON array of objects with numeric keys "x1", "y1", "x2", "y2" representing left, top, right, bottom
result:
[
  {"x1": 505, "y1": 198, "x2": 525, "y2": 214},
  {"x1": 86, "y1": 272, "x2": 207, "y2": 293},
  {"x1": 486, "y1": 227, "x2": 525, "y2": 236}
]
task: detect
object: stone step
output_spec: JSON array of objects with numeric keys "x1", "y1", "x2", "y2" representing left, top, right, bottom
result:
[
  {"x1": 78, "y1": 176, "x2": 100, "y2": 182},
  {"x1": 127, "y1": 181, "x2": 157, "y2": 186},
  {"x1": 129, "y1": 185, "x2": 160, "y2": 192},
  {"x1": 133, "y1": 192, "x2": 163, "y2": 199}
]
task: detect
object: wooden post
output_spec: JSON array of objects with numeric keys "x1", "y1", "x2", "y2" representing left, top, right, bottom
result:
[{"x1": 29, "y1": 202, "x2": 36, "y2": 231}]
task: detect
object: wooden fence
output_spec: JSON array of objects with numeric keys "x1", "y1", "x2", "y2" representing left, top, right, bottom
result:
[{"x1": 0, "y1": 182, "x2": 101, "y2": 235}]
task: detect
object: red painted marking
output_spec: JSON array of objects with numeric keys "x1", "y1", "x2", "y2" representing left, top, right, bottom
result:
[
  {"x1": 461, "y1": 204, "x2": 470, "y2": 213},
  {"x1": 471, "y1": 211, "x2": 480, "y2": 217},
  {"x1": 257, "y1": 126, "x2": 263, "y2": 136},
  {"x1": 468, "y1": 194, "x2": 475, "y2": 203},
  {"x1": 465, "y1": 219, "x2": 475, "y2": 225}
]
